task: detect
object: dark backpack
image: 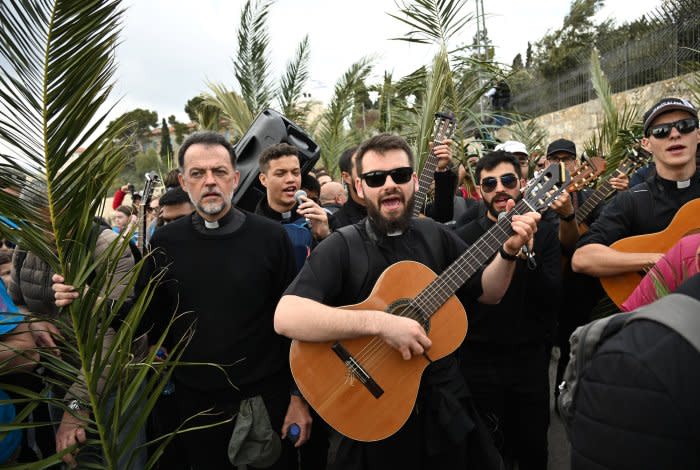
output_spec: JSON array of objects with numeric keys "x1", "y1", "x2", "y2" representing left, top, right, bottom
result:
[{"x1": 557, "y1": 293, "x2": 700, "y2": 436}]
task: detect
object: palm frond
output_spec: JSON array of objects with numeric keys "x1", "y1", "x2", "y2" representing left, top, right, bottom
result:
[
  {"x1": 389, "y1": 0, "x2": 472, "y2": 48},
  {"x1": 584, "y1": 48, "x2": 640, "y2": 178},
  {"x1": 204, "y1": 82, "x2": 253, "y2": 141},
  {"x1": 277, "y1": 35, "x2": 311, "y2": 124},
  {"x1": 315, "y1": 58, "x2": 373, "y2": 177},
  {"x1": 0, "y1": 2, "x2": 201, "y2": 467},
  {"x1": 410, "y1": 47, "x2": 452, "y2": 170},
  {"x1": 234, "y1": 0, "x2": 274, "y2": 115}
]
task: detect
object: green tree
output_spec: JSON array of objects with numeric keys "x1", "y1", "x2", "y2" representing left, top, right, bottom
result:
[
  {"x1": 106, "y1": 108, "x2": 158, "y2": 146},
  {"x1": 525, "y1": 41, "x2": 533, "y2": 68},
  {"x1": 184, "y1": 95, "x2": 205, "y2": 123},
  {"x1": 511, "y1": 53, "x2": 523, "y2": 71},
  {"x1": 159, "y1": 117, "x2": 173, "y2": 161},
  {"x1": 168, "y1": 115, "x2": 190, "y2": 145},
  {"x1": 532, "y1": 0, "x2": 604, "y2": 79}
]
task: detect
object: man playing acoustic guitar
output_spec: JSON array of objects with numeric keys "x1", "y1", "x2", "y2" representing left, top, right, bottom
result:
[
  {"x1": 572, "y1": 98, "x2": 700, "y2": 283},
  {"x1": 275, "y1": 133, "x2": 540, "y2": 470}
]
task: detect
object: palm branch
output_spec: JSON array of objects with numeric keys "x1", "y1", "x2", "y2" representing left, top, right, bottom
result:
[
  {"x1": 314, "y1": 58, "x2": 373, "y2": 178},
  {"x1": 0, "y1": 1, "x2": 199, "y2": 467},
  {"x1": 277, "y1": 35, "x2": 311, "y2": 125},
  {"x1": 234, "y1": 0, "x2": 274, "y2": 116},
  {"x1": 388, "y1": 0, "x2": 472, "y2": 48},
  {"x1": 204, "y1": 82, "x2": 252, "y2": 140},
  {"x1": 583, "y1": 49, "x2": 641, "y2": 179}
]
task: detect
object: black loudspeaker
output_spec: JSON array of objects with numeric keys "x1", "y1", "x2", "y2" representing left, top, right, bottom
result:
[{"x1": 233, "y1": 109, "x2": 320, "y2": 212}]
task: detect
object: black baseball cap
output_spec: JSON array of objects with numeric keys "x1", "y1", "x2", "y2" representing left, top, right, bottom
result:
[
  {"x1": 643, "y1": 97, "x2": 698, "y2": 136},
  {"x1": 546, "y1": 138, "x2": 576, "y2": 157}
]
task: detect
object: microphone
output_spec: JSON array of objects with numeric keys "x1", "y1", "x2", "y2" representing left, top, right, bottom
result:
[
  {"x1": 294, "y1": 190, "x2": 311, "y2": 224},
  {"x1": 498, "y1": 211, "x2": 537, "y2": 270},
  {"x1": 294, "y1": 190, "x2": 307, "y2": 206}
]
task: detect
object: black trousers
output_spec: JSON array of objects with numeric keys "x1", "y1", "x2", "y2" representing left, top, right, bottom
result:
[{"x1": 460, "y1": 343, "x2": 550, "y2": 470}]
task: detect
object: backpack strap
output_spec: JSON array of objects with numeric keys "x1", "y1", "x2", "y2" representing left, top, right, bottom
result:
[
  {"x1": 626, "y1": 293, "x2": 700, "y2": 353},
  {"x1": 336, "y1": 224, "x2": 369, "y2": 298}
]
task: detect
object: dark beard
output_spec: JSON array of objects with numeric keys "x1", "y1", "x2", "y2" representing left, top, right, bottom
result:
[
  {"x1": 485, "y1": 191, "x2": 522, "y2": 219},
  {"x1": 366, "y1": 192, "x2": 415, "y2": 236}
]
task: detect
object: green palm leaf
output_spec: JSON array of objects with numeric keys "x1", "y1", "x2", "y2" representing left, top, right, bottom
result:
[
  {"x1": 584, "y1": 48, "x2": 641, "y2": 178},
  {"x1": 315, "y1": 58, "x2": 373, "y2": 177},
  {"x1": 0, "y1": 2, "x2": 200, "y2": 467},
  {"x1": 278, "y1": 35, "x2": 311, "y2": 124},
  {"x1": 389, "y1": 0, "x2": 472, "y2": 47},
  {"x1": 234, "y1": 0, "x2": 274, "y2": 115}
]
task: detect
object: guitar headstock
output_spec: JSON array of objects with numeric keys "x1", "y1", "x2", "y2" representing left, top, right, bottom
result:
[
  {"x1": 616, "y1": 147, "x2": 651, "y2": 175},
  {"x1": 522, "y1": 163, "x2": 570, "y2": 213},
  {"x1": 568, "y1": 156, "x2": 606, "y2": 192},
  {"x1": 142, "y1": 171, "x2": 161, "y2": 207},
  {"x1": 432, "y1": 112, "x2": 456, "y2": 143}
]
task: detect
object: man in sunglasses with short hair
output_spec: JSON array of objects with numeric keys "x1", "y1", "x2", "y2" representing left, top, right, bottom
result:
[
  {"x1": 573, "y1": 97, "x2": 700, "y2": 279},
  {"x1": 275, "y1": 133, "x2": 540, "y2": 469},
  {"x1": 453, "y1": 150, "x2": 560, "y2": 470}
]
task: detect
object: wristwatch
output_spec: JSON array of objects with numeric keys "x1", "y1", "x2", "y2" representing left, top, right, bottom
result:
[
  {"x1": 68, "y1": 399, "x2": 86, "y2": 412},
  {"x1": 559, "y1": 212, "x2": 576, "y2": 222}
]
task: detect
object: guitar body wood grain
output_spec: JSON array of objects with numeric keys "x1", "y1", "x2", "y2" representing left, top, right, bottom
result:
[{"x1": 289, "y1": 260, "x2": 467, "y2": 442}]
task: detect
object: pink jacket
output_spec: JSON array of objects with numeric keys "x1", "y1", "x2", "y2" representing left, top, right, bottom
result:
[{"x1": 622, "y1": 233, "x2": 700, "y2": 311}]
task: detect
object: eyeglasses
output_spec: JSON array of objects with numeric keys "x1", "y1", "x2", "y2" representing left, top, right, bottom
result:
[
  {"x1": 647, "y1": 118, "x2": 699, "y2": 139},
  {"x1": 547, "y1": 155, "x2": 575, "y2": 163},
  {"x1": 360, "y1": 167, "x2": 413, "y2": 188},
  {"x1": 1, "y1": 239, "x2": 15, "y2": 249},
  {"x1": 479, "y1": 173, "x2": 519, "y2": 193}
]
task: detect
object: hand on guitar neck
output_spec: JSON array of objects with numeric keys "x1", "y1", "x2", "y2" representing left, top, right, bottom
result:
[{"x1": 431, "y1": 139, "x2": 453, "y2": 173}]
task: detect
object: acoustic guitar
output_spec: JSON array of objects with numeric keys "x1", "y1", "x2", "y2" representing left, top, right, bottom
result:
[
  {"x1": 600, "y1": 197, "x2": 700, "y2": 308},
  {"x1": 413, "y1": 112, "x2": 456, "y2": 217},
  {"x1": 576, "y1": 149, "x2": 650, "y2": 233},
  {"x1": 289, "y1": 163, "x2": 569, "y2": 442}
]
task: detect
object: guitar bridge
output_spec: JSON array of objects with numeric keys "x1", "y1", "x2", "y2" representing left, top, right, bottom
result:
[{"x1": 332, "y1": 342, "x2": 384, "y2": 399}]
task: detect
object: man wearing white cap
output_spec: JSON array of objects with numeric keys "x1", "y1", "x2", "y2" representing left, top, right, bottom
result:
[{"x1": 495, "y1": 140, "x2": 530, "y2": 178}]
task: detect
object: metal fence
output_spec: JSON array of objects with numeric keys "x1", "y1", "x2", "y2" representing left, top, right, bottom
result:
[{"x1": 511, "y1": 16, "x2": 700, "y2": 117}]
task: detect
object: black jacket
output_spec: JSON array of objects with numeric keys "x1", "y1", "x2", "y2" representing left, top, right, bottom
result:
[{"x1": 570, "y1": 275, "x2": 700, "y2": 469}]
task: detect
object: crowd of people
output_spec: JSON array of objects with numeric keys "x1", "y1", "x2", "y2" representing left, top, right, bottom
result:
[{"x1": 0, "y1": 96, "x2": 699, "y2": 469}]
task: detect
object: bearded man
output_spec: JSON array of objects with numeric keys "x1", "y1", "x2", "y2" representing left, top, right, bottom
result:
[
  {"x1": 453, "y1": 150, "x2": 560, "y2": 470},
  {"x1": 274, "y1": 134, "x2": 540, "y2": 469},
  {"x1": 54, "y1": 131, "x2": 310, "y2": 469}
]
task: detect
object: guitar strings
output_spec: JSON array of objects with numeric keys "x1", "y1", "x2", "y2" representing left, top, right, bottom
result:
[{"x1": 350, "y1": 203, "x2": 528, "y2": 374}]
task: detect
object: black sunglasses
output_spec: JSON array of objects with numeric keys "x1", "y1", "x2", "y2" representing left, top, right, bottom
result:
[
  {"x1": 647, "y1": 118, "x2": 699, "y2": 139},
  {"x1": 1, "y1": 239, "x2": 15, "y2": 249},
  {"x1": 480, "y1": 173, "x2": 519, "y2": 193},
  {"x1": 361, "y1": 167, "x2": 413, "y2": 188}
]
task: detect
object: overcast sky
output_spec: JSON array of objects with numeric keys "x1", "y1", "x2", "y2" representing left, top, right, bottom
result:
[{"x1": 111, "y1": 0, "x2": 662, "y2": 124}]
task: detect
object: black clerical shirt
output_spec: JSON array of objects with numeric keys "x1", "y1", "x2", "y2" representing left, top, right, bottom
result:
[
  {"x1": 142, "y1": 208, "x2": 296, "y2": 394},
  {"x1": 577, "y1": 170, "x2": 700, "y2": 248}
]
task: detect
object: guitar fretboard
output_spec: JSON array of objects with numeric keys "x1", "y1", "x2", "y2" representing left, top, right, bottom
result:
[
  {"x1": 576, "y1": 162, "x2": 633, "y2": 224},
  {"x1": 411, "y1": 200, "x2": 531, "y2": 316},
  {"x1": 413, "y1": 138, "x2": 444, "y2": 217}
]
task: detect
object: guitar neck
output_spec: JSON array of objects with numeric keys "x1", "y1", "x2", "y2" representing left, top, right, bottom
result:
[
  {"x1": 412, "y1": 200, "x2": 530, "y2": 314},
  {"x1": 412, "y1": 139, "x2": 442, "y2": 217},
  {"x1": 575, "y1": 163, "x2": 632, "y2": 224}
]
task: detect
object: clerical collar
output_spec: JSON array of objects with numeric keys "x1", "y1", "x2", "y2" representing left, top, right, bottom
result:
[
  {"x1": 192, "y1": 207, "x2": 246, "y2": 235},
  {"x1": 653, "y1": 170, "x2": 699, "y2": 191}
]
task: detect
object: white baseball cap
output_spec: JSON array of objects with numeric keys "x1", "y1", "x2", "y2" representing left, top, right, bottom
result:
[{"x1": 494, "y1": 140, "x2": 528, "y2": 156}]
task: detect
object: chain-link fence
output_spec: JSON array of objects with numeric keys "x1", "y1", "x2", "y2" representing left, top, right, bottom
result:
[{"x1": 511, "y1": 14, "x2": 700, "y2": 117}]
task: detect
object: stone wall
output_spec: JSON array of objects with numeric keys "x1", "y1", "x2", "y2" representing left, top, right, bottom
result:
[{"x1": 500, "y1": 73, "x2": 697, "y2": 153}]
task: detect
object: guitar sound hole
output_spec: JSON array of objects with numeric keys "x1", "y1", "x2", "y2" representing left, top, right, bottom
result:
[{"x1": 387, "y1": 299, "x2": 431, "y2": 333}]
